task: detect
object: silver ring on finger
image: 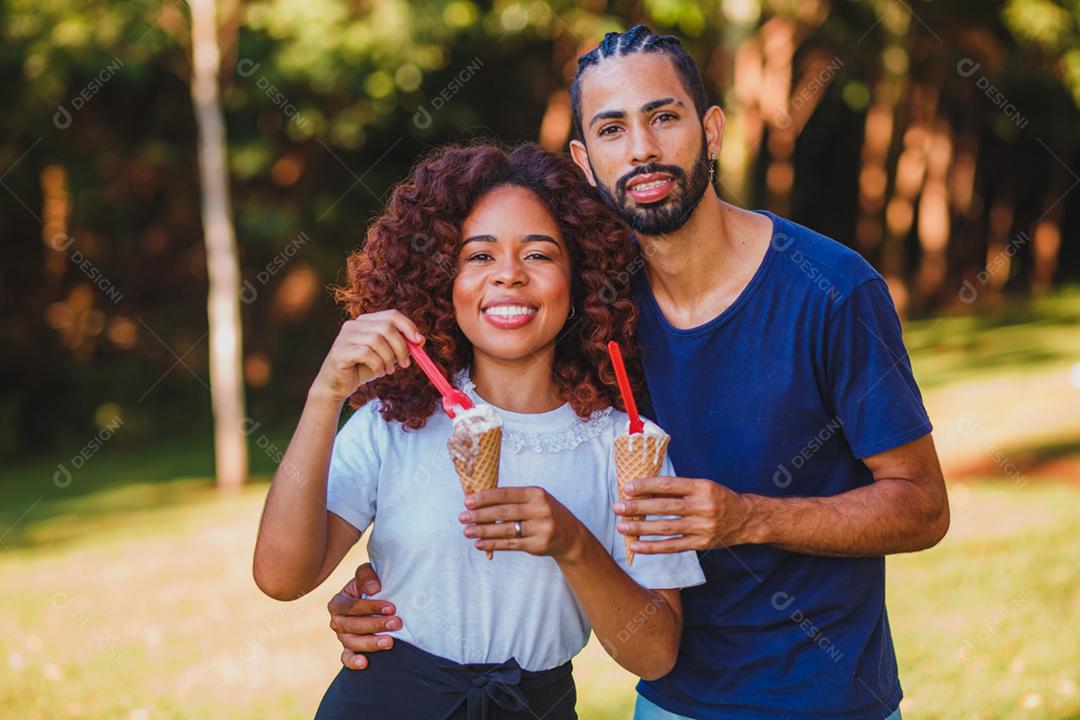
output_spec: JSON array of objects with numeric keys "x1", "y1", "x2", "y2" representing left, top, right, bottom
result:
[{"x1": 513, "y1": 520, "x2": 523, "y2": 538}]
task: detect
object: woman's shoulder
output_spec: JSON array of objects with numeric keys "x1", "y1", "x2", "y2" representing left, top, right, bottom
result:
[
  {"x1": 606, "y1": 408, "x2": 630, "y2": 434},
  {"x1": 341, "y1": 398, "x2": 446, "y2": 445},
  {"x1": 341, "y1": 397, "x2": 384, "y2": 430}
]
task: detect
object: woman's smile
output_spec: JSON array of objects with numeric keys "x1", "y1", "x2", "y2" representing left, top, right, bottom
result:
[{"x1": 481, "y1": 299, "x2": 540, "y2": 329}]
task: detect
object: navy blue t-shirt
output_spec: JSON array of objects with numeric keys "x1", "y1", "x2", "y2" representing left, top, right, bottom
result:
[{"x1": 633, "y1": 211, "x2": 932, "y2": 720}]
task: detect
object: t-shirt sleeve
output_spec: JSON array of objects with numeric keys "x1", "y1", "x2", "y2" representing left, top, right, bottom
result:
[
  {"x1": 325, "y1": 402, "x2": 383, "y2": 533},
  {"x1": 825, "y1": 278, "x2": 933, "y2": 459},
  {"x1": 609, "y1": 453, "x2": 706, "y2": 590}
]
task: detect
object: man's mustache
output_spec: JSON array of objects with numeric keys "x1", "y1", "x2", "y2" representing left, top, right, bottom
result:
[{"x1": 616, "y1": 164, "x2": 687, "y2": 196}]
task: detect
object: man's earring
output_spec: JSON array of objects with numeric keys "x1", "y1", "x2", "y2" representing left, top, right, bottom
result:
[{"x1": 709, "y1": 155, "x2": 717, "y2": 183}]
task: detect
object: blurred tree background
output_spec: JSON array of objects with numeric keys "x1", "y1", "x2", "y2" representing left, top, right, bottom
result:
[
  {"x1": 2, "y1": 0, "x2": 1078, "y2": 462},
  {"x1": 4, "y1": 4, "x2": 1080, "y2": 719}
]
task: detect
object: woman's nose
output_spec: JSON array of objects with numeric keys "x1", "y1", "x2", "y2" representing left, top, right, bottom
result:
[{"x1": 491, "y1": 257, "x2": 527, "y2": 287}]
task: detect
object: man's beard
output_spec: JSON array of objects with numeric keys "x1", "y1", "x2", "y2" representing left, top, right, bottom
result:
[{"x1": 592, "y1": 137, "x2": 712, "y2": 236}]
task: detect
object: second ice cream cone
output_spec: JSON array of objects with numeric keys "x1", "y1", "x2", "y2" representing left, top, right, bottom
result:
[{"x1": 614, "y1": 433, "x2": 670, "y2": 565}]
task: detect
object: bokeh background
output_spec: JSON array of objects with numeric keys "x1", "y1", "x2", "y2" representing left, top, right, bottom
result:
[{"x1": 2, "y1": 1, "x2": 1079, "y2": 718}]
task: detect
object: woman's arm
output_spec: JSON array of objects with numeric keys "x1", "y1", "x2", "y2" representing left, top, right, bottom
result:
[
  {"x1": 253, "y1": 390, "x2": 357, "y2": 600},
  {"x1": 556, "y1": 531, "x2": 683, "y2": 680},
  {"x1": 253, "y1": 310, "x2": 422, "y2": 601},
  {"x1": 461, "y1": 488, "x2": 683, "y2": 679}
]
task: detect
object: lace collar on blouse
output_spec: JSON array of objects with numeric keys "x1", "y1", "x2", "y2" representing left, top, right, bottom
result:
[{"x1": 451, "y1": 369, "x2": 613, "y2": 454}]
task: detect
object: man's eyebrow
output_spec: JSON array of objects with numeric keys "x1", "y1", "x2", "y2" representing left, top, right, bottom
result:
[
  {"x1": 642, "y1": 97, "x2": 683, "y2": 113},
  {"x1": 588, "y1": 98, "x2": 685, "y2": 128},
  {"x1": 588, "y1": 109, "x2": 626, "y2": 128}
]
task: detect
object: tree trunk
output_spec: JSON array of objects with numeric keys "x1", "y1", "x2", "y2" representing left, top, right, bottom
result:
[
  {"x1": 189, "y1": 0, "x2": 248, "y2": 490},
  {"x1": 855, "y1": 80, "x2": 898, "y2": 261},
  {"x1": 914, "y1": 118, "x2": 953, "y2": 312},
  {"x1": 761, "y1": 16, "x2": 797, "y2": 215},
  {"x1": 880, "y1": 83, "x2": 938, "y2": 315},
  {"x1": 1031, "y1": 167, "x2": 1068, "y2": 293},
  {"x1": 979, "y1": 191, "x2": 1016, "y2": 301},
  {"x1": 724, "y1": 35, "x2": 764, "y2": 203}
]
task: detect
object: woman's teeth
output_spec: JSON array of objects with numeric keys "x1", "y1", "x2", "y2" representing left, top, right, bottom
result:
[{"x1": 483, "y1": 306, "x2": 537, "y2": 317}]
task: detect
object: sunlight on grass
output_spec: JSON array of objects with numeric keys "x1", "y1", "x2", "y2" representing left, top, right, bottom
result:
[
  {"x1": 3, "y1": 478, "x2": 1078, "y2": 719},
  {"x1": 888, "y1": 482, "x2": 1080, "y2": 719},
  {"x1": 906, "y1": 286, "x2": 1080, "y2": 391}
]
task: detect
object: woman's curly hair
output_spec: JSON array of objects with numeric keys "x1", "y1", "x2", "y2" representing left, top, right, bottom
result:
[{"x1": 334, "y1": 141, "x2": 645, "y2": 429}]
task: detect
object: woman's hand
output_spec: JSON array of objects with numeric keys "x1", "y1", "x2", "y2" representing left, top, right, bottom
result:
[
  {"x1": 458, "y1": 487, "x2": 587, "y2": 561},
  {"x1": 310, "y1": 310, "x2": 424, "y2": 403}
]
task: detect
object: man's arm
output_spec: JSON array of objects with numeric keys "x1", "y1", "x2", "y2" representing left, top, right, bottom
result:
[{"x1": 615, "y1": 434, "x2": 949, "y2": 557}]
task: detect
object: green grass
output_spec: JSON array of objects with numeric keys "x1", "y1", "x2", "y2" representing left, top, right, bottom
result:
[
  {"x1": 905, "y1": 286, "x2": 1080, "y2": 391},
  {"x1": 887, "y1": 481, "x2": 1080, "y2": 719},
  {"x1": 3, "y1": 291, "x2": 1080, "y2": 719}
]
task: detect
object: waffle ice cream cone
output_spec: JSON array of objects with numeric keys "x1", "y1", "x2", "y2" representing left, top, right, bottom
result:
[
  {"x1": 614, "y1": 427, "x2": 670, "y2": 565},
  {"x1": 448, "y1": 404, "x2": 503, "y2": 559},
  {"x1": 450, "y1": 426, "x2": 503, "y2": 494}
]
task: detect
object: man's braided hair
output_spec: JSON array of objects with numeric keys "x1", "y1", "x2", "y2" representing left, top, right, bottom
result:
[{"x1": 570, "y1": 24, "x2": 709, "y2": 142}]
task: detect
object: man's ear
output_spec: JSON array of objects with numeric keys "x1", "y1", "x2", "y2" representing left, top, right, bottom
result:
[
  {"x1": 703, "y1": 105, "x2": 725, "y2": 160},
  {"x1": 569, "y1": 140, "x2": 597, "y2": 188}
]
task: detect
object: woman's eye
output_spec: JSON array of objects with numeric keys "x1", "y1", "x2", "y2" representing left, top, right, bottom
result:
[
  {"x1": 525, "y1": 252, "x2": 552, "y2": 261},
  {"x1": 466, "y1": 252, "x2": 493, "y2": 262}
]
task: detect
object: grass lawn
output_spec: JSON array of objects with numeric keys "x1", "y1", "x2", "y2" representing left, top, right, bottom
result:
[{"x1": 3, "y1": 290, "x2": 1079, "y2": 719}]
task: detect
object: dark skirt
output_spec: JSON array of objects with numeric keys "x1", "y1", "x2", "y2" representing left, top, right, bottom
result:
[{"x1": 313, "y1": 639, "x2": 577, "y2": 720}]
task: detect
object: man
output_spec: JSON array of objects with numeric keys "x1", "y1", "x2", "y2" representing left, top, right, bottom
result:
[{"x1": 326, "y1": 25, "x2": 948, "y2": 720}]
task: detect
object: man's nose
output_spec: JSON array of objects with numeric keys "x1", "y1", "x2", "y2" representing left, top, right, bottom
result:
[{"x1": 628, "y1": 124, "x2": 661, "y2": 166}]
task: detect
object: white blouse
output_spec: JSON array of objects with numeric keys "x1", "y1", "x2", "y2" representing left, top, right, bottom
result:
[{"x1": 326, "y1": 371, "x2": 705, "y2": 671}]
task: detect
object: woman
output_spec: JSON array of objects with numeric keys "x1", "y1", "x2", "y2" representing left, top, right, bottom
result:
[{"x1": 252, "y1": 143, "x2": 704, "y2": 719}]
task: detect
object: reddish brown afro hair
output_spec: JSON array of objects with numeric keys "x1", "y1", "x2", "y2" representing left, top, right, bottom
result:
[{"x1": 334, "y1": 142, "x2": 645, "y2": 429}]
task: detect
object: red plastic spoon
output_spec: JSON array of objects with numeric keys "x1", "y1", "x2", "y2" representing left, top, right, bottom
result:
[
  {"x1": 407, "y1": 341, "x2": 474, "y2": 418},
  {"x1": 607, "y1": 341, "x2": 644, "y2": 434}
]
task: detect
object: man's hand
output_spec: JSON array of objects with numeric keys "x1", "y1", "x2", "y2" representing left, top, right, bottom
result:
[
  {"x1": 614, "y1": 436, "x2": 949, "y2": 558},
  {"x1": 327, "y1": 563, "x2": 402, "y2": 669},
  {"x1": 613, "y1": 476, "x2": 758, "y2": 554}
]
